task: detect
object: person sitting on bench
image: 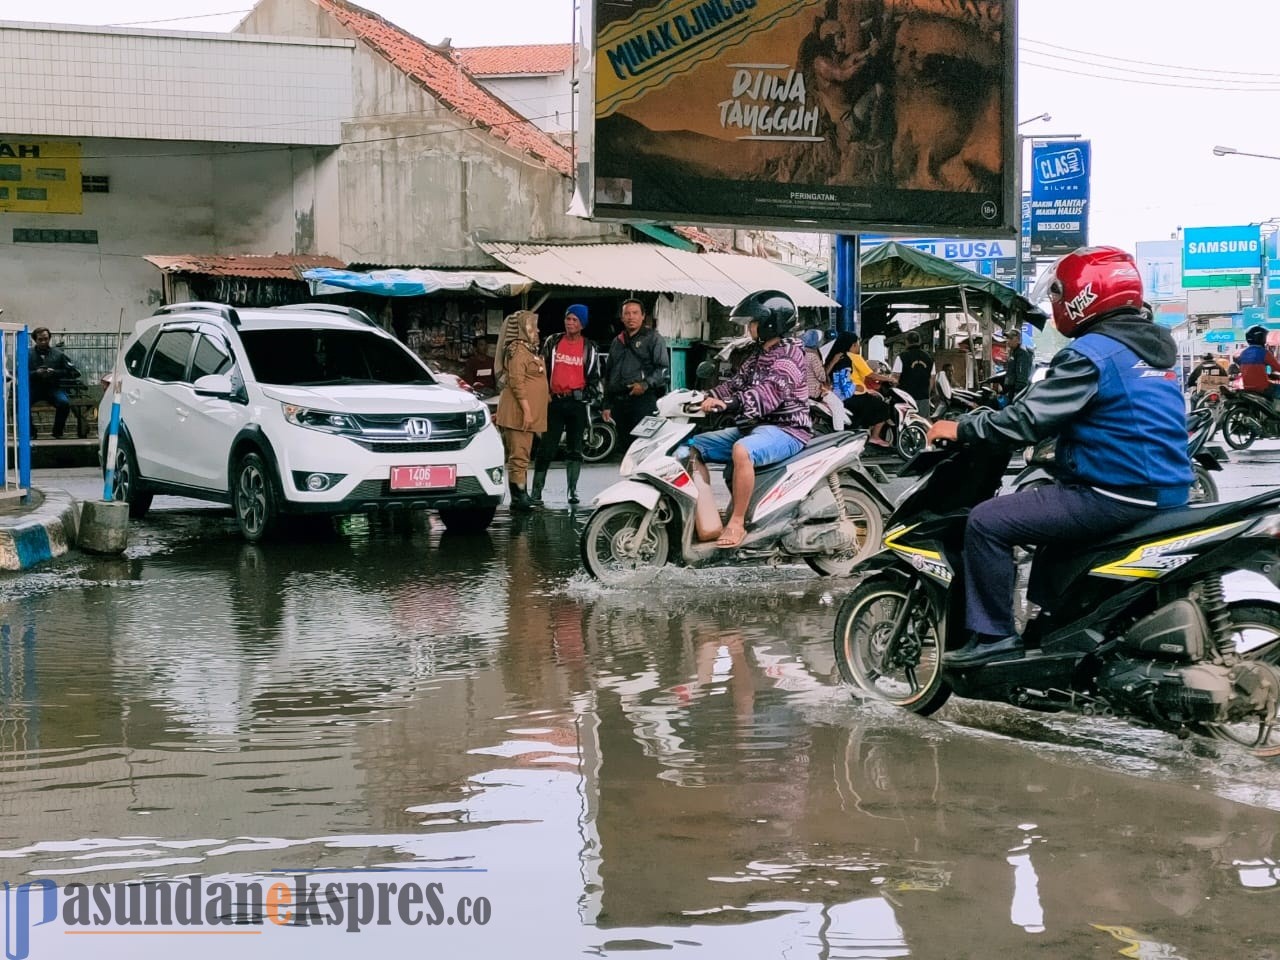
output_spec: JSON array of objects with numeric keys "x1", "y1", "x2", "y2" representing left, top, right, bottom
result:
[{"x1": 29, "y1": 327, "x2": 78, "y2": 439}]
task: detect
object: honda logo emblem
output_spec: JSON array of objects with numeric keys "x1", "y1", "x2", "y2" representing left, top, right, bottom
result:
[{"x1": 404, "y1": 418, "x2": 432, "y2": 438}]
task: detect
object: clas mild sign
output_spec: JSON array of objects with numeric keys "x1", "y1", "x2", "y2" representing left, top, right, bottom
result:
[
  {"x1": 0, "y1": 141, "x2": 83, "y2": 214},
  {"x1": 1182, "y1": 224, "x2": 1262, "y2": 289}
]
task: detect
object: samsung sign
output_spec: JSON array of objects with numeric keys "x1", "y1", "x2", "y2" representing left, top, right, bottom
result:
[{"x1": 1182, "y1": 225, "x2": 1262, "y2": 288}]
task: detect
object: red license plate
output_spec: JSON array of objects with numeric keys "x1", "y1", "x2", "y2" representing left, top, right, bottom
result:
[{"x1": 389, "y1": 465, "x2": 456, "y2": 491}]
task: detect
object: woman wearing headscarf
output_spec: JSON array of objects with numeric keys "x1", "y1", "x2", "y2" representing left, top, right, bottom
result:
[
  {"x1": 495, "y1": 310, "x2": 550, "y2": 511},
  {"x1": 826, "y1": 331, "x2": 891, "y2": 446},
  {"x1": 800, "y1": 328, "x2": 829, "y2": 400}
]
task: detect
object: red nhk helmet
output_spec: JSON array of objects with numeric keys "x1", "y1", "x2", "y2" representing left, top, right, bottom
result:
[{"x1": 1032, "y1": 246, "x2": 1145, "y2": 337}]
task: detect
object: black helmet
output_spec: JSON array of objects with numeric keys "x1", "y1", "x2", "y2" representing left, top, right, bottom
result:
[
  {"x1": 1246, "y1": 324, "x2": 1267, "y2": 346},
  {"x1": 731, "y1": 290, "x2": 797, "y2": 341}
]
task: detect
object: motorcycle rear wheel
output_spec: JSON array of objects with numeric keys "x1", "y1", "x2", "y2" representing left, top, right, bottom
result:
[
  {"x1": 833, "y1": 575, "x2": 951, "y2": 715},
  {"x1": 896, "y1": 422, "x2": 928, "y2": 461},
  {"x1": 580, "y1": 502, "x2": 670, "y2": 586},
  {"x1": 1201, "y1": 601, "x2": 1280, "y2": 757},
  {"x1": 582, "y1": 421, "x2": 618, "y2": 463},
  {"x1": 805, "y1": 478, "x2": 885, "y2": 577},
  {"x1": 1222, "y1": 410, "x2": 1261, "y2": 450}
]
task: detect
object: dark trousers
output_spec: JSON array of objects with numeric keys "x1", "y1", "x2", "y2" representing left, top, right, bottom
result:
[
  {"x1": 535, "y1": 396, "x2": 588, "y2": 468},
  {"x1": 608, "y1": 394, "x2": 658, "y2": 446},
  {"x1": 31, "y1": 387, "x2": 70, "y2": 437},
  {"x1": 964, "y1": 483, "x2": 1155, "y2": 637}
]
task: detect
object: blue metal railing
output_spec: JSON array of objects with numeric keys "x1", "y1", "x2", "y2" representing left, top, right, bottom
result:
[{"x1": 0, "y1": 324, "x2": 32, "y2": 500}]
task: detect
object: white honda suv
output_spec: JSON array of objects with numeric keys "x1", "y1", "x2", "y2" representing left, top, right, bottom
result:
[{"x1": 99, "y1": 301, "x2": 506, "y2": 541}]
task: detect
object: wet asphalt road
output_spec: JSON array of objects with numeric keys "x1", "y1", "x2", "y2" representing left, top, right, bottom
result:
[{"x1": 0, "y1": 446, "x2": 1278, "y2": 958}]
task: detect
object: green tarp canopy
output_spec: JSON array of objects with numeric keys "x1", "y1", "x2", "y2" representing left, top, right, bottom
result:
[{"x1": 858, "y1": 241, "x2": 1047, "y2": 341}]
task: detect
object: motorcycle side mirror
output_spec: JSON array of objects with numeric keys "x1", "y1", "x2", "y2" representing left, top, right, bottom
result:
[{"x1": 694, "y1": 361, "x2": 718, "y2": 381}]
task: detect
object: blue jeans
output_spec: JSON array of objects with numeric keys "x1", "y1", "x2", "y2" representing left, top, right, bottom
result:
[
  {"x1": 688, "y1": 425, "x2": 805, "y2": 468},
  {"x1": 31, "y1": 387, "x2": 70, "y2": 437}
]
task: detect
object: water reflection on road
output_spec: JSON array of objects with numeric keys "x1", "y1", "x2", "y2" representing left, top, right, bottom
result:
[{"x1": 0, "y1": 508, "x2": 1277, "y2": 958}]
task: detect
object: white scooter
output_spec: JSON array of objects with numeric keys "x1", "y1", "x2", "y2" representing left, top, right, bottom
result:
[{"x1": 579, "y1": 389, "x2": 890, "y2": 586}]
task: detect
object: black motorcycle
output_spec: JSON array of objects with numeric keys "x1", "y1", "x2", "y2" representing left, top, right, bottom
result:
[
  {"x1": 1220, "y1": 385, "x2": 1280, "y2": 451},
  {"x1": 833, "y1": 444, "x2": 1280, "y2": 756}
]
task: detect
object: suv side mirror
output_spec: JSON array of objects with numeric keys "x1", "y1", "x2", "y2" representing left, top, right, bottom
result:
[{"x1": 193, "y1": 374, "x2": 245, "y2": 403}]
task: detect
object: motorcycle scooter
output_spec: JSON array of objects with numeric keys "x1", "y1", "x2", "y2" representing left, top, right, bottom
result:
[
  {"x1": 833, "y1": 442, "x2": 1280, "y2": 757},
  {"x1": 580, "y1": 389, "x2": 890, "y2": 586}
]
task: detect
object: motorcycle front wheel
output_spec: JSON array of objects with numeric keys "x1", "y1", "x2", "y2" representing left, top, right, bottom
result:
[
  {"x1": 580, "y1": 502, "x2": 670, "y2": 586},
  {"x1": 833, "y1": 575, "x2": 951, "y2": 715},
  {"x1": 1190, "y1": 464, "x2": 1219, "y2": 504},
  {"x1": 1222, "y1": 410, "x2": 1261, "y2": 450},
  {"x1": 1200, "y1": 601, "x2": 1280, "y2": 757}
]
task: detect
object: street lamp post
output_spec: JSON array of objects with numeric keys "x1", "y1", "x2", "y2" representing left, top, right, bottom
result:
[{"x1": 1213, "y1": 145, "x2": 1280, "y2": 161}]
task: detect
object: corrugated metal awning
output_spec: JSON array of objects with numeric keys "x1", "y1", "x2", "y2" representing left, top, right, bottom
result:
[
  {"x1": 144, "y1": 253, "x2": 344, "y2": 279},
  {"x1": 479, "y1": 241, "x2": 836, "y2": 308}
]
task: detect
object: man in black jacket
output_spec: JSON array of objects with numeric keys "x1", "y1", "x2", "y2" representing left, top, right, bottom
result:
[
  {"x1": 28, "y1": 327, "x2": 77, "y2": 439},
  {"x1": 602, "y1": 299, "x2": 669, "y2": 443},
  {"x1": 927, "y1": 247, "x2": 1192, "y2": 668}
]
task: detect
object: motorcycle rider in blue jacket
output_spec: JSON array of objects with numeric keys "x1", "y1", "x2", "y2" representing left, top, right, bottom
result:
[{"x1": 927, "y1": 246, "x2": 1193, "y2": 667}]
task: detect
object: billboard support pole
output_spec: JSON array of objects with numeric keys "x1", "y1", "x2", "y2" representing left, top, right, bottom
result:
[{"x1": 834, "y1": 234, "x2": 859, "y2": 335}]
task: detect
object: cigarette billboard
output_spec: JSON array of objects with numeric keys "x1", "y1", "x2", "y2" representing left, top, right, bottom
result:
[{"x1": 581, "y1": 0, "x2": 1015, "y2": 236}]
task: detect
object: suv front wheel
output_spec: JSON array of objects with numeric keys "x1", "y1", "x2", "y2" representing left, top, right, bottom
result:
[
  {"x1": 106, "y1": 434, "x2": 154, "y2": 520},
  {"x1": 233, "y1": 451, "x2": 279, "y2": 543}
]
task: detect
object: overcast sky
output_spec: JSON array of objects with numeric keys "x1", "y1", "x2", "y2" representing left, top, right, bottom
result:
[{"x1": 16, "y1": 0, "x2": 1280, "y2": 251}]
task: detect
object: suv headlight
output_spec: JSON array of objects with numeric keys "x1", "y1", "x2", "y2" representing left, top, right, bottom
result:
[
  {"x1": 282, "y1": 404, "x2": 359, "y2": 433},
  {"x1": 465, "y1": 407, "x2": 489, "y2": 431}
]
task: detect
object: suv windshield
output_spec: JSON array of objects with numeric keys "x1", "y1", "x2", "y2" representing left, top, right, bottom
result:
[{"x1": 238, "y1": 329, "x2": 436, "y2": 387}]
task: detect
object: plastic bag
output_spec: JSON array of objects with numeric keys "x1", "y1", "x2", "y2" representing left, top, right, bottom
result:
[{"x1": 832, "y1": 367, "x2": 855, "y2": 401}]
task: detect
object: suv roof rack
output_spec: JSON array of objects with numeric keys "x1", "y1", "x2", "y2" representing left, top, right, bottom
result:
[
  {"x1": 153, "y1": 302, "x2": 241, "y2": 327},
  {"x1": 273, "y1": 303, "x2": 380, "y2": 328}
]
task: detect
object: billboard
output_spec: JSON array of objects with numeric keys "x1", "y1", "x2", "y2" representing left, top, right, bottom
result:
[
  {"x1": 1135, "y1": 239, "x2": 1183, "y2": 302},
  {"x1": 0, "y1": 141, "x2": 82, "y2": 214},
  {"x1": 1028, "y1": 140, "x2": 1089, "y2": 257},
  {"x1": 582, "y1": 0, "x2": 1016, "y2": 235},
  {"x1": 1181, "y1": 225, "x2": 1262, "y2": 288}
]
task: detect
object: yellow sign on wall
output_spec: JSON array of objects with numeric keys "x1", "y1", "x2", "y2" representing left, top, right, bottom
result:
[{"x1": 0, "y1": 141, "x2": 83, "y2": 214}]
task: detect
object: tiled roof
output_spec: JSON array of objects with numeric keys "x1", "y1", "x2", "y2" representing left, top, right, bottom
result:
[
  {"x1": 673, "y1": 226, "x2": 731, "y2": 253},
  {"x1": 311, "y1": 0, "x2": 573, "y2": 176},
  {"x1": 455, "y1": 43, "x2": 573, "y2": 76},
  {"x1": 143, "y1": 253, "x2": 345, "y2": 279}
]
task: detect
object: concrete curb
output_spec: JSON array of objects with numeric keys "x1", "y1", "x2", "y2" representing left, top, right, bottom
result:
[{"x1": 0, "y1": 489, "x2": 80, "y2": 571}]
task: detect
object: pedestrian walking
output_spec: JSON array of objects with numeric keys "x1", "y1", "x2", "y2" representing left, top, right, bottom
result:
[
  {"x1": 602, "y1": 299, "x2": 669, "y2": 444},
  {"x1": 531, "y1": 304, "x2": 602, "y2": 505},
  {"x1": 494, "y1": 310, "x2": 549, "y2": 512}
]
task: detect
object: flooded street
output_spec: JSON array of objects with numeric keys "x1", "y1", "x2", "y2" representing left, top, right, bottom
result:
[{"x1": 2, "y1": 487, "x2": 1280, "y2": 958}]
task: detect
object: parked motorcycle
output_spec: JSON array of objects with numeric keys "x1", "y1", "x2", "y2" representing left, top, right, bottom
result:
[
  {"x1": 931, "y1": 374, "x2": 1002, "y2": 421},
  {"x1": 1007, "y1": 406, "x2": 1228, "y2": 505},
  {"x1": 887, "y1": 386, "x2": 931, "y2": 461},
  {"x1": 1219, "y1": 385, "x2": 1280, "y2": 451},
  {"x1": 580, "y1": 389, "x2": 890, "y2": 585},
  {"x1": 832, "y1": 443, "x2": 1280, "y2": 757}
]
